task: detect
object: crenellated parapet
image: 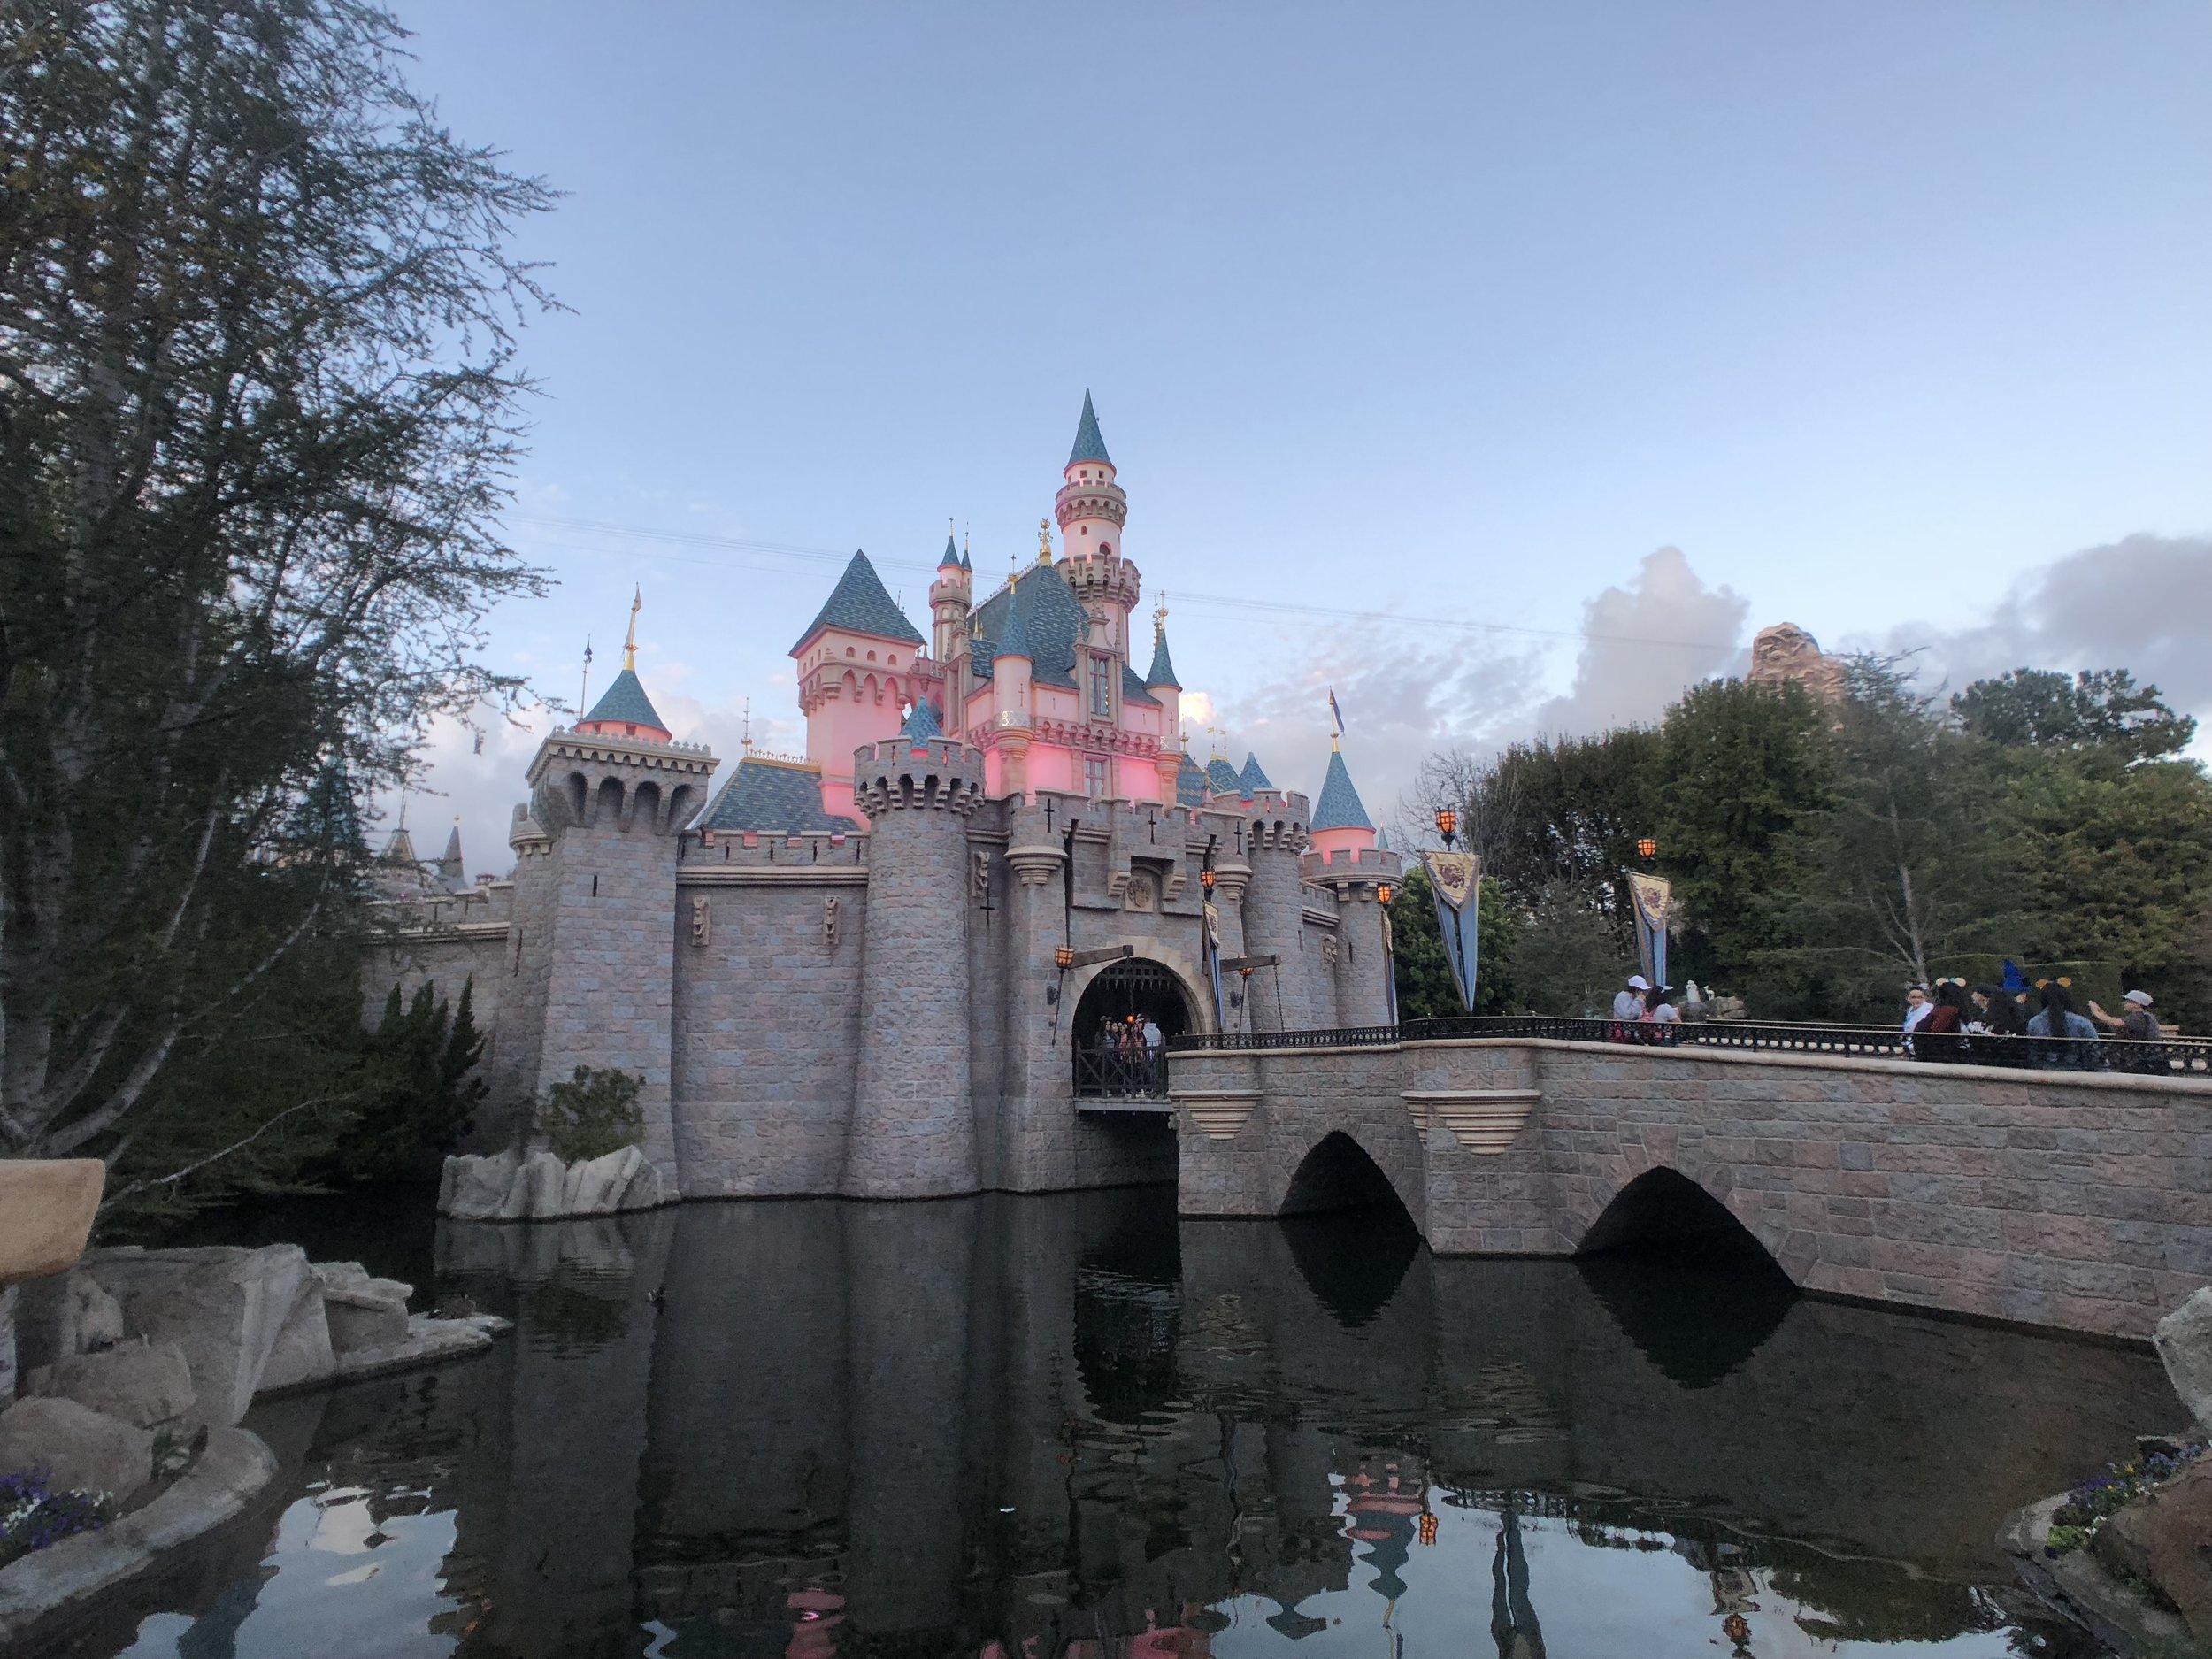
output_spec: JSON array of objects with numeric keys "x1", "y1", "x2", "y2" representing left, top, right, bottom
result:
[
  {"x1": 850, "y1": 735, "x2": 987, "y2": 818},
  {"x1": 1300, "y1": 844, "x2": 1403, "y2": 899},
  {"x1": 526, "y1": 726, "x2": 718, "y2": 838}
]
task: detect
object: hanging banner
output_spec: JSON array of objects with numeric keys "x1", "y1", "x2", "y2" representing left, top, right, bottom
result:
[
  {"x1": 1626, "y1": 871, "x2": 1673, "y2": 992},
  {"x1": 1421, "y1": 851, "x2": 1480, "y2": 1013}
]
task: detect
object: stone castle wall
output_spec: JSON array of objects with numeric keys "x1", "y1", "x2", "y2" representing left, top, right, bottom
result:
[
  {"x1": 370, "y1": 780, "x2": 1396, "y2": 1203},
  {"x1": 1170, "y1": 1036, "x2": 2212, "y2": 1340}
]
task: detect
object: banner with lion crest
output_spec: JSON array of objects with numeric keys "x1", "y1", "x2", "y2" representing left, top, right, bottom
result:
[
  {"x1": 1421, "y1": 851, "x2": 1480, "y2": 1013},
  {"x1": 1625, "y1": 871, "x2": 1673, "y2": 992}
]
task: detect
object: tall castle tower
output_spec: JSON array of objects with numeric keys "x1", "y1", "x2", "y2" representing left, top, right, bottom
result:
[{"x1": 843, "y1": 710, "x2": 987, "y2": 1198}]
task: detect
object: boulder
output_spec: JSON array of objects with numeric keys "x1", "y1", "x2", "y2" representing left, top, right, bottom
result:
[
  {"x1": 12, "y1": 1270, "x2": 125, "y2": 1376},
  {"x1": 0, "y1": 1396, "x2": 151, "y2": 1501},
  {"x1": 439, "y1": 1149, "x2": 521, "y2": 1223},
  {"x1": 2154, "y1": 1288, "x2": 2212, "y2": 1434},
  {"x1": 310, "y1": 1263, "x2": 411, "y2": 1354},
  {"x1": 253, "y1": 1279, "x2": 334, "y2": 1394},
  {"x1": 437, "y1": 1144, "x2": 668, "y2": 1221},
  {"x1": 0, "y1": 1160, "x2": 105, "y2": 1288},
  {"x1": 2092, "y1": 1460, "x2": 2212, "y2": 1639},
  {"x1": 24, "y1": 1340, "x2": 194, "y2": 1429},
  {"x1": 84, "y1": 1245, "x2": 309, "y2": 1427}
]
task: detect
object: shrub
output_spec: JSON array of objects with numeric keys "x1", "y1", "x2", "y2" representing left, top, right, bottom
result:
[{"x1": 540, "y1": 1066, "x2": 643, "y2": 1163}]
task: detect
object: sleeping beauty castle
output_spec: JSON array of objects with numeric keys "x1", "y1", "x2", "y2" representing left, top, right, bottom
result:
[{"x1": 373, "y1": 396, "x2": 1400, "y2": 1202}]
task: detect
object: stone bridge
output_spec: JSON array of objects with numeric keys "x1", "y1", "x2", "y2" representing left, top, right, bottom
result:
[{"x1": 1169, "y1": 1034, "x2": 2212, "y2": 1340}]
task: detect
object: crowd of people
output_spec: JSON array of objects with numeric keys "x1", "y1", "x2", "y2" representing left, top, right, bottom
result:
[
  {"x1": 1601, "y1": 969, "x2": 2174, "y2": 1072},
  {"x1": 1900, "y1": 977, "x2": 2165, "y2": 1070},
  {"x1": 1084, "y1": 1015, "x2": 1167, "y2": 1096}
]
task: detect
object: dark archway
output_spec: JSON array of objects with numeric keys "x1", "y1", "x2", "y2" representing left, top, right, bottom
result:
[
  {"x1": 1073, "y1": 958, "x2": 1192, "y2": 1098},
  {"x1": 1278, "y1": 1134, "x2": 1419, "y2": 1326},
  {"x1": 1280, "y1": 1132, "x2": 1407, "y2": 1219},
  {"x1": 1575, "y1": 1168, "x2": 1796, "y2": 1387}
]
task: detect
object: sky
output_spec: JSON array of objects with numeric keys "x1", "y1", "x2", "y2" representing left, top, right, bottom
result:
[{"x1": 378, "y1": 2, "x2": 2212, "y2": 876}]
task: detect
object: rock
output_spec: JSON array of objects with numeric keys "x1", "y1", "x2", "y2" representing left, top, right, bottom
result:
[
  {"x1": 2093, "y1": 1461, "x2": 2212, "y2": 1638},
  {"x1": 618, "y1": 1157, "x2": 664, "y2": 1212},
  {"x1": 13, "y1": 1270, "x2": 126, "y2": 1376},
  {"x1": 439, "y1": 1149, "x2": 520, "y2": 1222},
  {"x1": 0, "y1": 1160, "x2": 106, "y2": 1289},
  {"x1": 502, "y1": 1149, "x2": 568, "y2": 1220},
  {"x1": 254, "y1": 1279, "x2": 334, "y2": 1394},
  {"x1": 0, "y1": 1288, "x2": 16, "y2": 1407},
  {"x1": 2154, "y1": 1288, "x2": 2212, "y2": 1434},
  {"x1": 310, "y1": 1262, "x2": 411, "y2": 1354},
  {"x1": 438, "y1": 1144, "x2": 669, "y2": 1221},
  {"x1": 85, "y1": 1245, "x2": 309, "y2": 1427},
  {"x1": 326, "y1": 1314, "x2": 494, "y2": 1386},
  {"x1": 24, "y1": 1340, "x2": 195, "y2": 1428},
  {"x1": 0, "y1": 1396, "x2": 152, "y2": 1501}
]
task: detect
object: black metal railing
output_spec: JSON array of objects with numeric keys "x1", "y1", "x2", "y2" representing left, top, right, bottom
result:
[
  {"x1": 1171, "y1": 1015, "x2": 2212, "y2": 1076},
  {"x1": 1075, "y1": 1043, "x2": 1171, "y2": 1099}
]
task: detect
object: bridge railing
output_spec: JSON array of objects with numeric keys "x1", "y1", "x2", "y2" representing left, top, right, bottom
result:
[{"x1": 1171, "y1": 1014, "x2": 2212, "y2": 1076}]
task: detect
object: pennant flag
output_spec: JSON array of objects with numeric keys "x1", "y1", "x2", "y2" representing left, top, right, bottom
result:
[
  {"x1": 1203, "y1": 900, "x2": 1227, "y2": 1029},
  {"x1": 1422, "y1": 850, "x2": 1481, "y2": 1012},
  {"x1": 1626, "y1": 871, "x2": 1674, "y2": 991},
  {"x1": 1329, "y1": 688, "x2": 1345, "y2": 739}
]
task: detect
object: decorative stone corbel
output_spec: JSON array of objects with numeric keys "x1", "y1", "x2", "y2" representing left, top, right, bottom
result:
[
  {"x1": 1402, "y1": 1089, "x2": 1540, "y2": 1154},
  {"x1": 1175, "y1": 1090, "x2": 1262, "y2": 1140},
  {"x1": 690, "y1": 895, "x2": 710, "y2": 949},
  {"x1": 1004, "y1": 844, "x2": 1066, "y2": 888},
  {"x1": 823, "y1": 895, "x2": 841, "y2": 949}
]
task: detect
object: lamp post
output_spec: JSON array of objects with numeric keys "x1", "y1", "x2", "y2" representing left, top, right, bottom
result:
[{"x1": 1434, "y1": 807, "x2": 1458, "y2": 850}]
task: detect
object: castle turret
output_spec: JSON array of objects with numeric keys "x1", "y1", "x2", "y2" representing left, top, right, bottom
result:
[
  {"x1": 793, "y1": 550, "x2": 927, "y2": 819},
  {"x1": 844, "y1": 718, "x2": 986, "y2": 1198},
  {"x1": 1302, "y1": 743, "x2": 1398, "y2": 1026},
  {"x1": 986, "y1": 575, "x2": 1034, "y2": 798},
  {"x1": 509, "y1": 603, "x2": 718, "y2": 1190},
  {"x1": 1143, "y1": 608, "x2": 1182, "y2": 801},
  {"x1": 1056, "y1": 392, "x2": 1141, "y2": 667},
  {"x1": 928, "y1": 533, "x2": 972, "y2": 680}
]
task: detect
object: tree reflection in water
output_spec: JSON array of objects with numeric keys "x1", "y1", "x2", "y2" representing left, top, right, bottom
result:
[{"x1": 58, "y1": 1187, "x2": 2184, "y2": 1659}]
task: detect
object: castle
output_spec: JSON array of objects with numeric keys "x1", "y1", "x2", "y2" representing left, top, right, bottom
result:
[{"x1": 373, "y1": 396, "x2": 1400, "y2": 1200}]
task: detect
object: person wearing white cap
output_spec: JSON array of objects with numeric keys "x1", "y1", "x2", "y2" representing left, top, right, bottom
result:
[
  {"x1": 1613, "y1": 975, "x2": 1651, "y2": 1022},
  {"x1": 2089, "y1": 988, "x2": 2161, "y2": 1043}
]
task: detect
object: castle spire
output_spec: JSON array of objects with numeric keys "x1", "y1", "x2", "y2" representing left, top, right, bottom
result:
[
  {"x1": 939, "y1": 525, "x2": 961, "y2": 570},
  {"x1": 1143, "y1": 606, "x2": 1180, "y2": 690},
  {"x1": 577, "y1": 592, "x2": 672, "y2": 741},
  {"x1": 1066, "y1": 388, "x2": 1111, "y2": 470},
  {"x1": 623, "y1": 586, "x2": 641, "y2": 671}
]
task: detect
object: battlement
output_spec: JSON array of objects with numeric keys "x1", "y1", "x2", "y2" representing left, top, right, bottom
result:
[
  {"x1": 1300, "y1": 845, "x2": 1403, "y2": 878},
  {"x1": 853, "y1": 735, "x2": 985, "y2": 816}
]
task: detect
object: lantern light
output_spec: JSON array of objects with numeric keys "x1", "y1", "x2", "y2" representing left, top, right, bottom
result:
[
  {"x1": 1055, "y1": 945, "x2": 1074, "y2": 968},
  {"x1": 1434, "y1": 806, "x2": 1458, "y2": 846},
  {"x1": 1378, "y1": 883, "x2": 1394, "y2": 905},
  {"x1": 1636, "y1": 837, "x2": 1657, "y2": 859},
  {"x1": 1200, "y1": 867, "x2": 1216, "y2": 890}
]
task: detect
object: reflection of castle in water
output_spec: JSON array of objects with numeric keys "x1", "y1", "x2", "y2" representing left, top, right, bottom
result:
[{"x1": 184, "y1": 1194, "x2": 2177, "y2": 1659}]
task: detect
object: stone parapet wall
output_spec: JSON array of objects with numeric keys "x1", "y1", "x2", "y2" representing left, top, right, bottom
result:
[{"x1": 1172, "y1": 1035, "x2": 2212, "y2": 1340}]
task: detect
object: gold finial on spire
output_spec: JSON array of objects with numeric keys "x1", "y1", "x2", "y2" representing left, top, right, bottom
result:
[
  {"x1": 1037, "y1": 517, "x2": 1053, "y2": 565},
  {"x1": 741, "y1": 696, "x2": 753, "y2": 753},
  {"x1": 623, "y1": 586, "x2": 641, "y2": 671},
  {"x1": 1153, "y1": 597, "x2": 1168, "y2": 635}
]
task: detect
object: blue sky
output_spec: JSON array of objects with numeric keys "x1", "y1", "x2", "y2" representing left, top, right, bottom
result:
[{"x1": 383, "y1": 3, "x2": 2212, "y2": 872}]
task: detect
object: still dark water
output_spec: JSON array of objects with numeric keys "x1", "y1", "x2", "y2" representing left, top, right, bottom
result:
[{"x1": 52, "y1": 1188, "x2": 2185, "y2": 1659}]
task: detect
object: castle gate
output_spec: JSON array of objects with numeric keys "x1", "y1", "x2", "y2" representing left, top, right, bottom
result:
[
  {"x1": 1074, "y1": 958, "x2": 1194, "y2": 1102},
  {"x1": 1169, "y1": 1023, "x2": 2212, "y2": 1341}
]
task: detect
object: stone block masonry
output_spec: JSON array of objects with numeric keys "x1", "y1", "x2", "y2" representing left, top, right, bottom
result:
[{"x1": 1172, "y1": 1035, "x2": 2212, "y2": 1341}]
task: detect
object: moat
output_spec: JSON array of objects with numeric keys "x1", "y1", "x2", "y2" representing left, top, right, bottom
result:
[{"x1": 60, "y1": 1187, "x2": 2185, "y2": 1659}]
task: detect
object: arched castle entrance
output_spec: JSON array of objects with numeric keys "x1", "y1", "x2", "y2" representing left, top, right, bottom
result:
[{"x1": 1073, "y1": 958, "x2": 1193, "y2": 1100}]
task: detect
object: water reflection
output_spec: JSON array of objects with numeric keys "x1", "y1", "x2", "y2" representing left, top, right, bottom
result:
[{"x1": 65, "y1": 1187, "x2": 2184, "y2": 1659}]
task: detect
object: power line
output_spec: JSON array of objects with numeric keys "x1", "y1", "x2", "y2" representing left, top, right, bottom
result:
[{"x1": 511, "y1": 512, "x2": 1741, "y2": 654}]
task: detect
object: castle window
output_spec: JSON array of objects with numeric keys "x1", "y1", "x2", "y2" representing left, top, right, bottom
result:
[
  {"x1": 1099, "y1": 542, "x2": 1111, "y2": 557},
  {"x1": 1085, "y1": 757, "x2": 1110, "y2": 798},
  {"x1": 1087, "y1": 653, "x2": 1112, "y2": 718}
]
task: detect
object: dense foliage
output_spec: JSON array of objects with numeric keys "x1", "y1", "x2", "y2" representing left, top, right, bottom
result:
[
  {"x1": 541, "y1": 1066, "x2": 644, "y2": 1164},
  {"x1": 1387, "y1": 863, "x2": 1521, "y2": 1018},
  {"x1": 0, "y1": 1, "x2": 550, "y2": 1171},
  {"x1": 1402, "y1": 662, "x2": 2212, "y2": 1028}
]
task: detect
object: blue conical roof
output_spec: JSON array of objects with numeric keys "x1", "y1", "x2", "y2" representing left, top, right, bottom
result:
[
  {"x1": 1144, "y1": 626, "x2": 1180, "y2": 690},
  {"x1": 898, "y1": 699, "x2": 942, "y2": 741},
  {"x1": 992, "y1": 578, "x2": 1034, "y2": 662},
  {"x1": 938, "y1": 534, "x2": 961, "y2": 571},
  {"x1": 1310, "y1": 749, "x2": 1374, "y2": 833},
  {"x1": 1066, "y1": 390, "x2": 1112, "y2": 469},
  {"x1": 1206, "y1": 757, "x2": 1241, "y2": 795},
  {"x1": 1238, "y1": 752, "x2": 1272, "y2": 794},
  {"x1": 790, "y1": 549, "x2": 925, "y2": 654},
  {"x1": 1176, "y1": 750, "x2": 1209, "y2": 808},
  {"x1": 581, "y1": 667, "x2": 667, "y2": 733}
]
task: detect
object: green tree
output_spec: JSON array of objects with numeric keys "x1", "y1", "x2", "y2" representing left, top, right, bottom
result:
[
  {"x1": 1655, "y1": 678, "x2": 1832, "y2": 991},
  {"x1": 1955, "y1": 668, "x2": 2195, "y2": 763},
  {"x1": 334, "y1": 979, "x2": 488, "y2": 1182},
  {"x1": 1387, "y1": 863, "x2": 1520, "y2": 1018},
  {"x1": 540, "y1": 1066, "x2": 644, "y2": 1164},
  {"x1": 1, "y1": 1, "x2": 552, "y2": 1163}
]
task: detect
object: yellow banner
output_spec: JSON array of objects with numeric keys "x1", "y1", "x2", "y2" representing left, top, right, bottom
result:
[{"x1": 1423, "y1": 851, "x2": 1480, "y2": 912}]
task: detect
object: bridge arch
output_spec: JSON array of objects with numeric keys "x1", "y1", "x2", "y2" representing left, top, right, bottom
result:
[
  {"x1": 1279, "y1": 1130, "x2": 1417, "y2": 1225},
  {"x1": 1577, "y1": 1166, "x2": 1780, "y2": 1264}
]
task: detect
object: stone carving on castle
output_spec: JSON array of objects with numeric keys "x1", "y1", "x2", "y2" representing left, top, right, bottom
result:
[{"x1": 690, "y1": 895, "x2": 710, "y2": 949}]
